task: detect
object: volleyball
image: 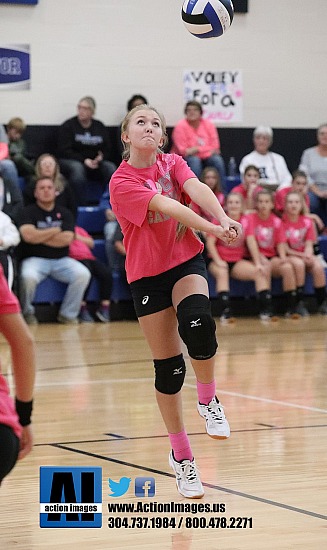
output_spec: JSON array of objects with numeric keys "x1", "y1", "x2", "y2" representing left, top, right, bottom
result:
[{"x1": 181, "y1": 0, "x2": 234, "y2": 39}]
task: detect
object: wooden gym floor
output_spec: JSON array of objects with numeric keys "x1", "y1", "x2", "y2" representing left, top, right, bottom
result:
[{"x1": 0, "y1": 315, "x2": 326, "y2": 549}]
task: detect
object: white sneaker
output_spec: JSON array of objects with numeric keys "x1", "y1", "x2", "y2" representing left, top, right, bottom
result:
[
  {"x1": 169, "y1": 451, "x2": 204, "y2": 499},
  {"x1": 197, "y1": 396, "x2": 230, "y2": 439}
]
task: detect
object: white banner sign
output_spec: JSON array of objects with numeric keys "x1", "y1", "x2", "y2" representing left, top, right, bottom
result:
[{"x1": 183, "y1": 69, "x2": 243, "y2": 124}]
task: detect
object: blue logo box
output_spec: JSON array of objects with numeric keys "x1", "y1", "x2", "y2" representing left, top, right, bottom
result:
[{"x1": 40, "y1": 467, "x2": 102, "y2": 528}]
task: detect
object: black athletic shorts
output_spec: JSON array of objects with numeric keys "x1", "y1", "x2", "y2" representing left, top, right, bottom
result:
[
  {"x1": 130, "y1": 254, "x2": 208, "y2": 317},
  {"x1": 0, "y1": 424, "x2": 20, "y2": 484}
]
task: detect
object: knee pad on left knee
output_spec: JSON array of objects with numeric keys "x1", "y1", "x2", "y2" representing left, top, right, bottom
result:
[
  {"x1": 154, "y1": 354, "x2": 186, "y2": 395},
  {"x1": 177, "y1": 294, "x2": 218, "y2": 360}
]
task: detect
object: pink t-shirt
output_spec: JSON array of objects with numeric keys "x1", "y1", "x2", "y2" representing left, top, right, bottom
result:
[
  {"x1": 69, "y1": 226, "x2": 95, "y2": 261},
  {"x1": 171, "y1": 118, "x2": 220, "y2": 160},
  {"x1": 212, "y1": 215, "x2": 250, "y2": 262},
  {"x1": 191, "y1": 190, "x2": 225, "y2": 222},
  {"x1": 281, "y1": 215, "x2": 315, "y2": 252},
  {"x1": 109, "y1": 154, "x2": 204, "y2": 283},
  {"x1": 0, "y1": 375, "x2": 22, "y2": 439},
  {"x1": 232, "y1": 183, "x2": 262, "y2": 200},
  {"x1": 246, "y1": 212, "x2": 283, "y2": 257}
]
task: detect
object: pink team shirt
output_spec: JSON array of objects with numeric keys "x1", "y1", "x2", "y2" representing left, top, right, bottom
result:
[
  {"x1": 246, "y1": 212, "x2": 283, "y2": 257},
  {"x1": 171, "y1": 119, "x2": 220, "y2": 160},
  {"x1": 69, "y1": 226, "x2": 95, "y2": 261},
  {"x1": 0, "y1": 265, "x2": 22, "y2": 438},
  {"x1": 210, "y1": 215, "x2": 250, "y2": 262},
  {"x1": 109, "y1": 154, "x2": 204, "y2": 283},
  {"x1": 275, "y1": 186, "x2": 310, "y2": 214},
  {"x1": 281, "y1": 215, "x2": 315, "y2": 252},
  {"x1": 232, "y1": 183, "x2": 262, "y2": 201}
]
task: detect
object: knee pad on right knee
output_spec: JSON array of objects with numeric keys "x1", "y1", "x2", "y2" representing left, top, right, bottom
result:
[{"x1": 154, "y1": 354, "x2": 186, "y2": 395}]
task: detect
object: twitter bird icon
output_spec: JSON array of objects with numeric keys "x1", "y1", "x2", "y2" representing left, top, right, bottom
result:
[{"x1": 108, "y1": 477, "x2": 131, "y2": 497}]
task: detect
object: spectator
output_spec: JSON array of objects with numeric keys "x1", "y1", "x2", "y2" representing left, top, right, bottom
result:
[
  {"x1": 0, "y1": 264, "x2": 35, "y2": 484},
  {"x1": 0, "y1": 210, "x2": 20, "y2": 289},
  {"x1": 58, "y1": 96, "x2": 116, "y2": 205},
  {"x1": 299, "y1": 123, "x2": 327, "y2": 226},
  {"x1": 239, "y1": 126, "x2": 292, "y2": 191},
  {"x1": 69, "y1": 225, "x2": 112, "y2": 322},
  {"x1": 0, "y1": 169, "x2": 24, "y2": 224},
  {"x1": 206, "y1": 193, "x2": 274, "y2": 323},
  {"x1": 0, "y1": 124, "x2": 19, "y2": 189},
  {"x1": 107, "y1": 222, "x2": 127, "y2": 285},
  {"x1": 23, "y1": 154, "x2": 77, "y2": 220},
  {"x1": 98, "y1": 189, "x2": 117, "y2": 251},
  {"x1": 171, "y1": 100, "x2": 226, "y2": 187},
  {"x1": 281, "y1": 191, "x2": 327, "y2": 315},
  {"x1": 232, "y1": 165, "x2": 262, "y2": 212},
  {"x1": 126, "y1": 94, "x2": 148, "y2": 112},
  {"x1": 17, "y1": 177, "x2": 91, "y2": 325},
  {"x1": 7, "y1": 117, "x2": 35, "y2": 178},
  {"x1": 246, "y1": 189, "x2": 299, "y2": 319}
]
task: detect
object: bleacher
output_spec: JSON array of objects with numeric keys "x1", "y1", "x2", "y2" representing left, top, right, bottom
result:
[{"x1": 27, "y1": 175, "x2": 327, "y2": 321}]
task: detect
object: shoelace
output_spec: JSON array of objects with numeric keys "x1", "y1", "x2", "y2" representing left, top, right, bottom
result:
[
  {"x1": 206, "y1": 405, "x2": 224, "y2": 424},
  {"x1": 179, "y1": 461, "x2": 198, "y2": 483}
]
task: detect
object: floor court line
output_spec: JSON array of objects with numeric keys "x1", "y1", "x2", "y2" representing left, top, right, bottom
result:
[{"x1": 51, "y1": 443, "x2": 327, "y2": 522}]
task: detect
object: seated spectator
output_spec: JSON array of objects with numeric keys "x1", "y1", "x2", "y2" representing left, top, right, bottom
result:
[
  {"x1": 0, "y1": 210, "x2": 20, "y2": 289},
  {"x1": 7, "y1": 117, "x2": 35, "y2": 178},
  {"x1": 0, "y1": 168, "x2": 24, "y2": 224},
  {"x1": 17, "y1": 177, "x2": 91, "y2": 325},
  {"x1": 246, "y1": 189, "x2": 299, "y2": 319},
  {"x1": 58, "y1": 96, "x2": 116, "y2": 205},
  {"x1": 69, "y1": 225, "x2": 112, "y2": 323},
  {"x1": 23, "y1": 153, "x2": 77, "y2": 220},
  {"x1": 98, "y1": 189, "x2": 117, "y2": 253},
  {"x1": 126, "y1": 94, "x2": 148, "y2": 112},
  {"x1": 0, "y1": 264, "x2": 35, "y2": 484},
  {"x1": 239, "y1": 126, "x2": 292, "y2": 191},
  {"x1": 281, "y1": 191, "x2": 327, "y2": 315},
  {"x1": 232, "y1": 165, "x2": 262, "y2": 212},
  {"x1": 0, "y1": 124, "x2": 19, "y2": 189},
  {"x1": 299, "y1": 123, "x2": 327, "y2": 226},
  {"x1": 205, "y1": 193, "x2": 274, "y2": 323},
  {"x1": 171, "y1": 100, "x2": 226, "y2": 187},
  {"x1": 107, "y1": 222, "x2": 127, "y2": 285},
  {"x1": 191, "y1": 167, "x2": 225, "y2": 221}
]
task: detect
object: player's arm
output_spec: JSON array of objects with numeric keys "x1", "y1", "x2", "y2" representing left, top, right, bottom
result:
[
  {"x1": 183, "y1": 177, "x2": 242, "y2": 235},
  {"x1": 148, "y1": 193, "x2": 235, "y2": 243}
]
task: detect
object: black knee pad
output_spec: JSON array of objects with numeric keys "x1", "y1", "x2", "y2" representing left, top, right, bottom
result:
[
  {"x1": 177, "y1": 294, "x2": 218, "y2": 360},
  {"x1": 154, "y1": 354, "x2": 186, "y2": 395}
]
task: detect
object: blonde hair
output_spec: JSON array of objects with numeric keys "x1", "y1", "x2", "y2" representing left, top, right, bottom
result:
[
  {"x1": 121, "y1": 104, "x2": 168, "y2": 161},
  {"x1": 35, "y1": 154, "x2": 66, "y2": 194},
  {"x1": 285, "y1": 190, "x2": 305, "y2": 215},
  {"x1": 7, "y1": 117, "x2": 26, "y2": 133}
]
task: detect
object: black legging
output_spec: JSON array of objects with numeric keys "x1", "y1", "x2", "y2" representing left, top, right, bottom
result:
[
  {"x1": 80, "y1": 259, "x2": 113, "y2": 300},
  {"x1": 0, "y1": 424, "x2": 20, "y2": 484}
]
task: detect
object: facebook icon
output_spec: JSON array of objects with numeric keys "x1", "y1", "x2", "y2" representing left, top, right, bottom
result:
[{"x1": 135, "y1": 477, "x2": 155, "y2": 497}]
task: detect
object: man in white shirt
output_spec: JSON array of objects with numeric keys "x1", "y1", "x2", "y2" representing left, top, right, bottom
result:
[{"x1": 239, "y1": 126, "x2": 292, "y2": 191}]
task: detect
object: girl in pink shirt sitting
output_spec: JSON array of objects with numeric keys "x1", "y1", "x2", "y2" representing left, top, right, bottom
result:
[
  {"x1": 206, "y1": 193, "x2": 273, "y2": 323},
  {"x1": 110, "y1": 104, "x2": 241, "y2": 499},
  {"x1": 246, "y1": 190, "x2": 299, "y2": 319},
  {"x1": 281, "y1": 191, "x2": 327, "y2": 315}
]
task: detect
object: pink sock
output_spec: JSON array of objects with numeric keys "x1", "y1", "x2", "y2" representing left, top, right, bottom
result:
[
  {"x1": 169, "y1": 430, "x2": 193, "y2": 462},
  {"x1": 197, "y1": 380, "x2": 216, "y2": 405}
]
